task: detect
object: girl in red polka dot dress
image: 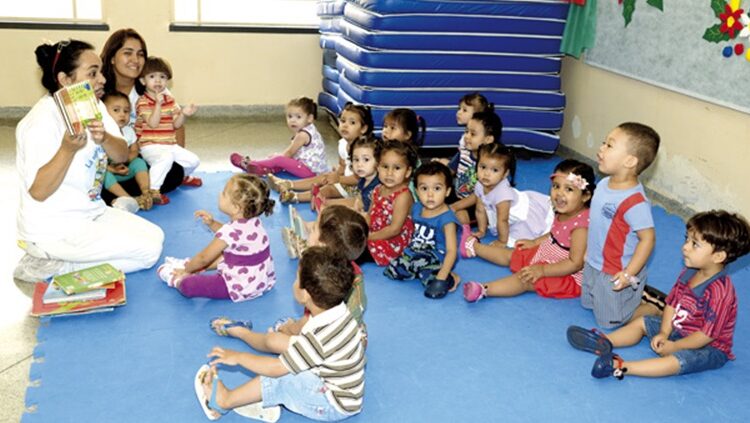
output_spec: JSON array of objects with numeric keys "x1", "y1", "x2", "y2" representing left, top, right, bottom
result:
[
  {"x1": 356, "y1": 140, "x2": 418, "y2": 266},
  {"x1": 463, "y1": 159, "x2": 595, "y2": 300}
]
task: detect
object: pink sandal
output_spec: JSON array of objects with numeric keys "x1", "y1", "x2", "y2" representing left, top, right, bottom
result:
[
  {"x1": 459, "y1": 224, "x2": 477, "y2": 258},
  {"x1": 463, "y1": 281, "x2": 486, "y2": 302}
]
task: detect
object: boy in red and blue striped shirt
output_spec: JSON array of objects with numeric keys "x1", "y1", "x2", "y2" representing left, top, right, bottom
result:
[{"x1": 568, "y1": 210, "x2": 750, "y2": 379}]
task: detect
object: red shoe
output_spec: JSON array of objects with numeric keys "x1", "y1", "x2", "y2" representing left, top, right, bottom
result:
[
  {"x1": 151, "y1": 191, "x2": 170, "y2": 205},
  {"x1": 182, "y1": 176, "x2": 203, "y2": 187},
  {"x1": 311, "y1": 184, "x2": 325, "y2": 212}
]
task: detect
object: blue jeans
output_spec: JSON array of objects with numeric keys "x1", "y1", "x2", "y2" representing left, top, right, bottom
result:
[
  {"x1": 261, "y1": 371, "x2": 354, "y2": 421},
  {"x1": 643, "y1": 315, "x2": 729, "y2": 375}
]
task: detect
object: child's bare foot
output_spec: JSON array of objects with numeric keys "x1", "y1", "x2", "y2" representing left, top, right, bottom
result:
[
  {"x1": 195, "y1": 365, "x2": 228, "y2": 420},
  {"x1": 135, "y1": 193, "x2": 153, "y2": 210},
  {"x1": 449, "y1": 272, "x2": 461, "y2": 292}
]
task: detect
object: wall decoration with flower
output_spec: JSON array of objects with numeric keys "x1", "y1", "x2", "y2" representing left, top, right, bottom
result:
[
  {"x1": 703, "y1": 0, "x2": 750, "y2": 60},
  {"x1": 619, "y1": 0, "x2": 664, "y2": 26}
]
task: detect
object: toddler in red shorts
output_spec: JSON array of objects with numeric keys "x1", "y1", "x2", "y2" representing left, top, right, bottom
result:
[{"x1": 463, "y1": 159, "x2": 595, "y2": 300}]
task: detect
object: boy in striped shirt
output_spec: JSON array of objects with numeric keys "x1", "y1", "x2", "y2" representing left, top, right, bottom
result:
[
  {"x1": 195, "y1": 246, "x2": 365, "y2": 421},
  {"x1": 568, "y1": 210, "x2": 750, "y2": 379},
  {"x1": 136, "y1": 57, "x2": 201, "y2": 205}
]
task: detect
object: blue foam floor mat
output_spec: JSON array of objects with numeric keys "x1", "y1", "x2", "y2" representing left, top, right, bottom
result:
[{"x1": 24, "y1": 159, "x2": 750, "y2": 422}]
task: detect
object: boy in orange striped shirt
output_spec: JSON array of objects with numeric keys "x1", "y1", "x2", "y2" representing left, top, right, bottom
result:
[{"x1": 136, "y1": 56, "x2": 201, "y2": 204}]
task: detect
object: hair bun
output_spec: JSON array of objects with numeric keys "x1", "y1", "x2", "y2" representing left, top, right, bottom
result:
[{"x1": 34, "y1": 43, "x2": 55, "y2": 68}]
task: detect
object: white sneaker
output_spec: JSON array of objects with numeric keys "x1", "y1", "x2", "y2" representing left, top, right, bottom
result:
[
  {"x1": 233, "y1": 402, "x2": 281, "y2": 422},
  {"x1": 13, "y1": 253, "x2": 66, "y2": 283},
  {"x1": 157, "y1": 257, "x2": 189, "y2": 287}
]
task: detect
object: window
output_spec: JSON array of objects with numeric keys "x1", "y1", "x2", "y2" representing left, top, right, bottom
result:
[
  {"x1": 0, "y1": 0, "x2": 101, "y2": 22},
  {"x1": 173, "y1": 0, "x2": 319, "y2": 29}
]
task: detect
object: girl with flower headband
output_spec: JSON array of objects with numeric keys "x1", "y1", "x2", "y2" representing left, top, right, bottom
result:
[{"x1": 462, "y1": 159, "x2": 596, "y2": 300}]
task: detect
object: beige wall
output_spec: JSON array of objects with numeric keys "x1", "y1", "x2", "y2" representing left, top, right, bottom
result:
[
  {"x1": 560, "y1": 57, "x2": 750, "y2": 218},
  {"x1": 0, "y1": 0, "x2": 322, "y2": 107}
]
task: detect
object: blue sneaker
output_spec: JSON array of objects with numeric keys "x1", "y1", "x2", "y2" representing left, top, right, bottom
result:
[
  {"x1": 591, "y1": 352, "x2": 626, "y2": 380},
  {"x1": 567, "y1": 325, "x2": 613, "y2": 355}
]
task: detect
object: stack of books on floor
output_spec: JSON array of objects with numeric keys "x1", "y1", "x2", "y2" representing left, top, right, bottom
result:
[{"x1": 31, "y1": 263, "x2": 127, "y2": 317}]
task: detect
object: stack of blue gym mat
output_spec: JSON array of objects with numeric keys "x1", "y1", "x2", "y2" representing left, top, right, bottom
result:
[
  {"x1": 317, "y1": 0, "x2": 570, "y2": 152},
  {"x1": 317, "y1": 0, "x2": 346, "y2": 114}
]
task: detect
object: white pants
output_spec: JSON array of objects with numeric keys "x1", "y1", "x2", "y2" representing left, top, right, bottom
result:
[
  {"x1": 140, "y1": 144, "x2": 200, "y2": 190},
  {"x1": 28, "y1": 207, "x2": 164, "y2": 274}
]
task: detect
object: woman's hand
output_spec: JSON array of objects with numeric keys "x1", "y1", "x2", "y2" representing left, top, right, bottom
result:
[
  {"x1": 61, "y1": 130, "x2": 88, "y2": 153},
  {"x1": 87, "y1": 120, "x2": 106, "y2": 145}
]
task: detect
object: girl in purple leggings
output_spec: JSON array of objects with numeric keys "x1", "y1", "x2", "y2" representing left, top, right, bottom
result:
[
  {"x1": 229, "y1": 97, "x2": 329, "y2": 178},
  {"x1": 157, "y1": 174, "x2": 276, "y2": 302}
]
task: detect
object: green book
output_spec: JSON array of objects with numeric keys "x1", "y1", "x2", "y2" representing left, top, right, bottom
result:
[
  {"x1": 52, "y1": 263, "x2": 125, "y2": 295},
  {"x1": 53, "y1": 80, "x2": 102, "y2": 136}
]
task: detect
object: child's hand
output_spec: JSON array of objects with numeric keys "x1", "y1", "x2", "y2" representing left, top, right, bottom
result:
[
  {"x1": 515, "y1": 239, "x2": 534, "y2": 250},
  {"x1": 275, "y1": 319, "x2": 300, "y2": 336},
  {"x1": 432, "y1": 157, "x2": 451, "y2": 166},
  {"x1": 208, "y1": 346, "x2": 241, "y2": 367},
  {"x1": 651, "y1": 335, "x2": 677, "y2": 356},
  {"x1": 182, "y1": 104, "x2": 198, "y2": 117},
  {"x1": 610, "y1": 272, "x2": 629, "y2": 291},
  {"x1": 155, "y1": 93, "x2": 164, "y2": 104},
  {"x1": 472, "y1": 230, "x2": 486, "y2": 239},
  {"x1": 327, "y1": 172, "x2": 340, "y2": 184},
  {"x1": 195, "y1": 210, "x2": 214, "y2": 225},
  {"x1": 650, "y1": 332, "x2": 668, "y2": 353},
  {"x1": 172, "y1": 267, "x2": 189, "y2": 281},
  {"x1": 518, "y1": 265, "x2": 544, "y2": 285},
  {"x1": 353, "y1": 198, "x2": 364, "y2": 213},
  {"x1": 108, "y1": 163, "x2": 129, "y2": 175}
]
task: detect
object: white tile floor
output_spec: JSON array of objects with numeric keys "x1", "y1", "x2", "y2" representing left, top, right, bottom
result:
[{"x1": 0, "y1": 115, "x2": 339, "y2": 422}]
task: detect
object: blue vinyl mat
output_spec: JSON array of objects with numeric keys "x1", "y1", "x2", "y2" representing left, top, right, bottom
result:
[{"x1": 24, "y1": 160, "x2": 750, "y2": 422}]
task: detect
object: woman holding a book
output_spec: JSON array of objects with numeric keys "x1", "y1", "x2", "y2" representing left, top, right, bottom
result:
[
  {"x1": 14, "y1": 39, "x2": 164, "y2": 282},
  {"x1": 99, "y1": 28, "x2": 189, "y2": 199}
]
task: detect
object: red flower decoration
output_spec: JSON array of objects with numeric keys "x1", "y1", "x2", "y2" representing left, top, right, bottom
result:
[{"x1": 720, "y1": 4, "x2": 745, "y2": 38}]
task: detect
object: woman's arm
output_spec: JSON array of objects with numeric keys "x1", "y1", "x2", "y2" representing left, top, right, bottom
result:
[
  {"x1": 95, "y1": 123, "x2": 128, "y2": 163},
  {"x1": 28, "y1": 131, "x2": 87, "y2": 201},
  {"x1": 184, "y1": 238, "x2": 226, "y2": 273},
  {"x1": 369, "y1": 190, "x2": 413, "y2": 241},
  {"x1": 281, "y1": 131, "x2": 311, "y2": 157},
  {"x1": 436, "y1": 222, "x2": 458, "y2": 281}
]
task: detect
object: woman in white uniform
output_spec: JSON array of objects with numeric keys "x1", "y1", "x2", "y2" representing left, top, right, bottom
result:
[{"x1": 14, "y1": 39, "x2": 164, "y2": 281}]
